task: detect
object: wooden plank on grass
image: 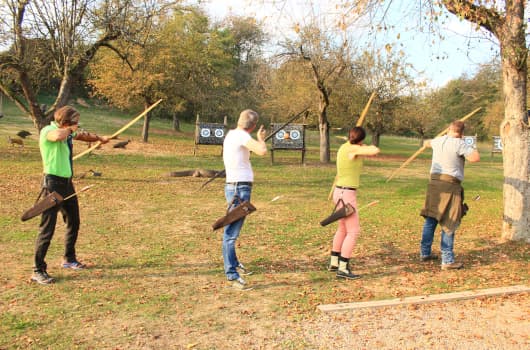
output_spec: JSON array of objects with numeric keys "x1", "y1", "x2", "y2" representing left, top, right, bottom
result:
[{"x1": 318, "y1": 285, "x2": 530, "y2": 313}]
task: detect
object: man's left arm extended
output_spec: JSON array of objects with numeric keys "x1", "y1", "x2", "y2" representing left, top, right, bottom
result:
[{"x1": 74, "y1": 130, "x2": 110, "y2": 144}]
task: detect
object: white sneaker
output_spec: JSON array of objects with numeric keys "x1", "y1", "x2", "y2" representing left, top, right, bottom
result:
[
  {"x1": 231, "y1": 277, "x2": 253, "y2": 291},
  {"x1": 237, "y1": 263, "x2": 253, "y2": 276}
]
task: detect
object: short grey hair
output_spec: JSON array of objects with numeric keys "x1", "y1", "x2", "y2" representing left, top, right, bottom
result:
[{"x1": 237, "y1": 109, "x2": 259, "y2": 129}]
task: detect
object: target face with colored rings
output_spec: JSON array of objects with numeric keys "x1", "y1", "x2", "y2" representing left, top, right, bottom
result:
[
  {"x1": 200, "y1": 128, "x2": 211, "y2": 137},
  {"x1": 214, "y1": 129, "x2": 224, "y2": 138},
  {"x1": 290, "y1": 130, "x2": 301, "y2": 140},
  {"x1": 275, "y1": 130, "x2": 285, "y2": 140}
]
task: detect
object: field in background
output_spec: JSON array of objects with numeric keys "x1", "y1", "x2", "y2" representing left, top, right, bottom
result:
[{"x1": 0, "y1": 101, "x2": 527, "y2": 349}]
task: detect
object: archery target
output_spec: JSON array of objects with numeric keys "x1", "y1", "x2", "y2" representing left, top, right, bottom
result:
[
  {"x1": 214, "y1": 129, "x2": 224, "y2": 138},
  {"x1": 270, "y1": 123, "x2": 305, "y2": 149},
  {"x1": 492, "y1": 136, "x2": 503, "y2": 151},
  {"x1": 290, "y1": 130, "x2": 300, "y2": 140},
  {"x1": 463, "y1": 136, "x2": 476, "y2": 147},
  {"x1": 196, "y1": 122, "x2": 226, "y2": 145}
]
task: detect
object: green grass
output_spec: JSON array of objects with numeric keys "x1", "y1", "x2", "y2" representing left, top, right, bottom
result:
[{"x1": 0, "y1": 99, "x2": 527, "y2": 348}]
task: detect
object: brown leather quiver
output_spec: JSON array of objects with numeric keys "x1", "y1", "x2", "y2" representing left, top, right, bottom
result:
[
  {"x1": 21, "y1": 191, "x2": 64, "y2": 221},
  {"x1": 212, "y1": 201, "x2": 257, "y2": 231},
  {"x1": 320, "y1": 199, "x2": 355, "y2": 226}
]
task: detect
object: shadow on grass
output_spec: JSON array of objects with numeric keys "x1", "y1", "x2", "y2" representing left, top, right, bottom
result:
[
  {"x1": 355, "y1": 238, "x2": 529, "y2": 278},
  {"x1": 54, "y1": 239, "x2": 527, "y2": 286}
]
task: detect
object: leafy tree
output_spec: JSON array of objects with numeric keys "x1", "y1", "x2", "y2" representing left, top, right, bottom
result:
[
  {"x1": 395, "y1": 92, "x2": 444, "y2": 146},
  {"x1": 89, "y1": 7, "x2": 239, "y2": 140},
  {"x1": 430, "y1": 61, "x2": 501, "y2": 140},
  {"x1": 354, "y1": 50, "x2": 415, "y2": 146},
  {"x1": 278, "y1": 23, "x2": 349, "y2": 163},
  {"x1": 261, "y1": 59, "x2": 316, "y2": 125},
  {"x1": 0, "y1": 0, "x2": 166, "y2": 130},
  {"x1": 326, "y1": 63, "x2": 372, "y2": 129},
  {"x1": 214, "y1": 15, "x2": 268, "y2": 121}
]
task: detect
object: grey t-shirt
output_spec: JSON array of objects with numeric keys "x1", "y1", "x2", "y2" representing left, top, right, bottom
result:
[{"x1": 430, "y1": 135, "x2": 476, "y2": 181}]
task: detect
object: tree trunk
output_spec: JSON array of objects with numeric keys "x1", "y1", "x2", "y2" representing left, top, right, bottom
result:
[
  {"x1": 371, "y1": 132, "x2": 380, "y2": 147},
  {"x1": 418, "y1": 136, "x2": 424, "y2": 148},
  {"x1": 142, "y1": 112, "x2": 150, "y2": 142},
  {"x1": 317, "y1": 98, "x2": 330, "y2": 163},
  {"x1": 316, "y1": 84, "x2": 330, "y2": 163},
  {"x1": 142, "y1": 98, "x2": 154, "y2": 142},
  {"x1": 19, "y1": 69, "x2": 49, "y2": 130},
  {"x1": 173, "y1": 114, "x2": 181, "y2": 131},
  {"x1": 498, "y1": 8, "x2": 530, "y2": 242},
  {"x1": 319, "y1": 119, "x2": 330, "y2": 163}
]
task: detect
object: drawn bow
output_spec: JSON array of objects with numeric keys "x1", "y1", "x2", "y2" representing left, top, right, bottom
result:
[
  {"x1": 385, "y1": 107, "x2": 482, "y2": 182},
  {"x1": 73, "y1": 99, "x2": 163, "y2": 160}
]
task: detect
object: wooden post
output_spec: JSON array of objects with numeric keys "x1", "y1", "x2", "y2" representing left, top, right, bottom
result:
[{"x1": 194, "y1": 114, "x2": 199, "y2": 156}]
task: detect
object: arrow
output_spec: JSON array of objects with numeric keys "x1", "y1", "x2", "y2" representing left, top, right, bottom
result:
[{"x1": 64, "y1": 184, "x2": 95, "y2": 201}]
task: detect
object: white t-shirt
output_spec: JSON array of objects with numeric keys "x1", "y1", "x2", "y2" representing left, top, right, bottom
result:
[
  {"x1": 223, "y1": 129, "x2": 253, "y2": 183},
  {"x1": 430, "y1": 135, "x2": 475, "y2": 181}
]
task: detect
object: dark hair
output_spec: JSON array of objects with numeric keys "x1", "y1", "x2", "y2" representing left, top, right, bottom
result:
[
  {"x1": 348, "y1": 127, "x2": 366, "y2": 145},
  {"x1": 54, "y1": 106, "x2": 80, "y2": 126}
]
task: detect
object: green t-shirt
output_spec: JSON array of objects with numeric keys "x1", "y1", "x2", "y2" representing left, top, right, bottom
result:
[
  {"x1": 39, "y1": 122, "x2": 74, "y2": 178},
  {"x1": 336, "y1": 142, "x2": 363, "y2": 188}
]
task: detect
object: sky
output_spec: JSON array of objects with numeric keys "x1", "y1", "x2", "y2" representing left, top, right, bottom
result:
[{"x1": 197, "y1": 0, "x2": 500, "y2": 89}]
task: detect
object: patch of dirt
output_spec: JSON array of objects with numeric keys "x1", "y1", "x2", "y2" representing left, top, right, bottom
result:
[{"x1": 294, "y1": 293, "x2": 529, "y2": 349}]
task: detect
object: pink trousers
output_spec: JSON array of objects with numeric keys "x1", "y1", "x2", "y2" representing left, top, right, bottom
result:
[{"x1": 331, "y1": 187, "x2": 360, "y2": 258}]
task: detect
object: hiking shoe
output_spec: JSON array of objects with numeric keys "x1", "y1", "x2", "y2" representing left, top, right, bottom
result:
[
  {"x1": 441, "y1": 262, "x2": 463, "y2": 270},
  {"x1": 420, "y1": 254, "x2": 439, "y2": 262},
  {"x1": 336, "y1": 270, "x2": 361, "y2": 280},
  {"x1": 231, "y1": 277, "x2": 253, "y2": 291},
  {"x1": 237, "y1": 263, "x2": 253, "y2": 276},
  {"x1": 62, "y1": 261, "x2": 86, "y2": 270},
  {"x1": 31, "y1": 271, "x2": 55, "y2": 285}
]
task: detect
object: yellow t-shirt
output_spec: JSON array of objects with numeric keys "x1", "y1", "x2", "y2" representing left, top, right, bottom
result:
[{"x1": 336, "y1": 142, "x2": 363, "y2": 188}]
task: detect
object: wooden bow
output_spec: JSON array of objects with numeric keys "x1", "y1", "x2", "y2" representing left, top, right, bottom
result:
[
  {"x1": 385, "y1": 107, "x2": 482, "y2": 182},
  {"x1": 327, "y1": 92, "x2": 376, "y2": 200},
  {"x1": 73, "y1": 99, "x2": 163, "y2": 160},
  {"x1": 355, "y1": 91, "x2": 376, "y2": 128}
]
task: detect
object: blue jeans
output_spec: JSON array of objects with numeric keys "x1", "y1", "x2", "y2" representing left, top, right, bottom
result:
[
  {"x1": 223, "y1": 183, "x2": 252, "y2": 280},
  {"x1": 420, "y1": 216, "x2": 455, "y2": 264}
]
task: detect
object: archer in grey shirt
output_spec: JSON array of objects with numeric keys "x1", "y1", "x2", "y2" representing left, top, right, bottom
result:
[{"x1": 430, "y1": 135, "x2": 476, "y2": 181}]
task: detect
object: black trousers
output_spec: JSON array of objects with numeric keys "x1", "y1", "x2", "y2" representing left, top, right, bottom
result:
[{"x1": 34, "y1": 175, "x2": 80, "y2": 272}]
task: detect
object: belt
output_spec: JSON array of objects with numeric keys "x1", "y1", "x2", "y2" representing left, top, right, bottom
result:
[
  {"x1": 45, "y1": 174, "x2": 72, "y2": 183},
  {"x1": 226, "y1": 182, "x2": 253, "y2": 187},
  {"x1": 336, "y1": 185, "x2": 356, "y2": 191}
]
